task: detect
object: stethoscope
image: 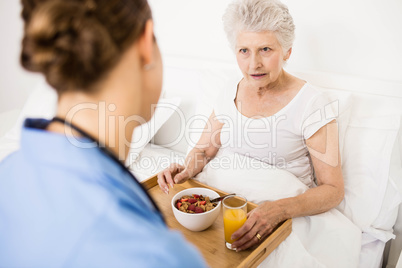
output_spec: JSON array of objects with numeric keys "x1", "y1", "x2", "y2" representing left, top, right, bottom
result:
[{"x1": 51, "y1": 116, "x2": 165, "y2": 224}]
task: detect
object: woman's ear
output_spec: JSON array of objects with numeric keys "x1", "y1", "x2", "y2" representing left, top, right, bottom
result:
[
  {"x1": 139, "y1": 20, "x2": 154, "y2": 66},
  {"x1": 284, "y1": 47, "x2": 292, "y2": 61}
]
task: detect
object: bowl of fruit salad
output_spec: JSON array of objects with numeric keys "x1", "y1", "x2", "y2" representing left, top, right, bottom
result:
[{"x1": 171, "y1": 187, "x2": 221, "y2": 232}]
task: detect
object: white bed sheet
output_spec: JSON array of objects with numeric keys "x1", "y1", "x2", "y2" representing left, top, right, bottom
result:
[
  {"x1": 360, "y1": 233, "x2": 386, "y2": 268},
  {"x1": 128, "y1": 143, "x2": 388, "y2": 267},
  {"x1": 195, "y1": 152, "x2": 361, "y2": 268},
  {"x1": 128, "y1": 143, "x2": 185, "y2": 182}
]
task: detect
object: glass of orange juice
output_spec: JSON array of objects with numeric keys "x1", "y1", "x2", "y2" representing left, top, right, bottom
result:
[{"x1": 222, "y1": 194, "x2": 247, "y2": 250}]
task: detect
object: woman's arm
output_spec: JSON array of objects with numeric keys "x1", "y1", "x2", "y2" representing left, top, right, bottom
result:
[
  {"x1": 282, "y1": 119, "x2": 344, "y2": 216},
  {"x1": 231, "y1": 120, "x2": 344, "y2": 251},
  {"x1": 157, "y1": 111, "x2": 224, "y2": 194}
]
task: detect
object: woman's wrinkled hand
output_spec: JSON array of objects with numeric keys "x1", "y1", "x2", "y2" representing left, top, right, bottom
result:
[
  {"x1": 157, "y1": 163, "x2": 191, "y2": 194},
  {"x1": 230, "y1": 201, "x2": 286, "y2": 251}
]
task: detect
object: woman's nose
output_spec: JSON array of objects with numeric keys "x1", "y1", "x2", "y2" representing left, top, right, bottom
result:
[{"x1": 250, "y1": 53, "x2": 262, "y2": 70}]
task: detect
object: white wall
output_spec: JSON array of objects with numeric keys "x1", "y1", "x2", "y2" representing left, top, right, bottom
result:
[
  {"x1": 0, "y1": 0, "x2": 42, "y2": 113},
  {"x1": 149, "y1": 0, "x2": 402, "y2": 82},
  {"x1": 1, "y1": 0, "x2": 401, "y2": 113}
]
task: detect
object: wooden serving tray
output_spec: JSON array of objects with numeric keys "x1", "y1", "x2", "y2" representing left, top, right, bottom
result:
[{"x1": 142, "y1": 175, "x2": 292, "y2": 268}]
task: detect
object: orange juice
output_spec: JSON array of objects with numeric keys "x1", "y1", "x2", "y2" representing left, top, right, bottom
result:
[{"x1": 223, "y1": 208, "x2": 247, "y2": 244}]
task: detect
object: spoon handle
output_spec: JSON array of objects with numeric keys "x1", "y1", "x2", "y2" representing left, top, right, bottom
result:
[{"x1": 210, "y1": 193, "x2": 236, "y2": 203}]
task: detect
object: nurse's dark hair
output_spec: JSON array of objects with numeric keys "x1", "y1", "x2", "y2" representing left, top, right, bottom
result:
[{"x1": 20, "y1": 0, "x2": 152, "y2": 93}]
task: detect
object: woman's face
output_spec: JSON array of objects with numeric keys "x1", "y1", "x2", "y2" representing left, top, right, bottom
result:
[{"x1": 235, "y1": 31, "x2": 288, "y2": 87}]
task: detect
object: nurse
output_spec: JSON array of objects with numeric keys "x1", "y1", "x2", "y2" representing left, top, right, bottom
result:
[{"x1": 0, "y1": 0, "x2": 206, "y2": 267}]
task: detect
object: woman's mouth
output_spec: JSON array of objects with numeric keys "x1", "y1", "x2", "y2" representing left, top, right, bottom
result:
[{"x1": 250, "y1": 73, "x2": 267, "y2": 80}]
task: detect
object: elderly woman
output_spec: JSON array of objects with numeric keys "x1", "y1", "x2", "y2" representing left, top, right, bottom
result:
[
  {"x1": 158, "y1": 0, "x2": 344, "y2": 252},
  {"x1": 0, "y1": 0, "x2": 206, "y2": 266}
]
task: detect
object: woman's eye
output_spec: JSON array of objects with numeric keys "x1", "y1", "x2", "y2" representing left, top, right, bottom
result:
[
  {"x1": 262, "y1": 47, "x2": 270, "y2": 52},
  {"x1": 240, "y1": 48, "x2": 248, "y2": 54}
]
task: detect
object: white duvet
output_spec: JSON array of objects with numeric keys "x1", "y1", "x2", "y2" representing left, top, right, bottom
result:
[{"x1": 195, "y1": 152, "x2": 361, "y2": 268}]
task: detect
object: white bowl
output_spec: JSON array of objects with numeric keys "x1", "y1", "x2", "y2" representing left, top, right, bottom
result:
[{"x1": 171, "y1": 187, "x2": 221, "y2": 232}]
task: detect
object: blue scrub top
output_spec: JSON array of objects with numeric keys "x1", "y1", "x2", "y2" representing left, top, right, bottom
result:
[{"x1": 0, "y1": 119, "x2": 207, "y2": 267}]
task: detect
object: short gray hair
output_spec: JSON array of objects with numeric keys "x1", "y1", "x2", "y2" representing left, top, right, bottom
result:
[{"x1": 223, "y1": 0, "x2": 295, "y2": 52}]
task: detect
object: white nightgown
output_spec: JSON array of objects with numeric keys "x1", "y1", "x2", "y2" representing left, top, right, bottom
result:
[{"x1": 214, "y1": 79, "x2": 336, "y2": 188}]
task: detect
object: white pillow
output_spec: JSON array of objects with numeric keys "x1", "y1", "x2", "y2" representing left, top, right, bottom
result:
[
  {"x1": 370, "y1": 120, "x2": 402, "y2": 241},
  {"x1": 126, "y1": 97, "x2": 181, "y2": 166},
  {"x1": 152, "y1": 66, "x2": 205, "y2": 154},
  {"x1": 185, "y1": 68, "x2": 242, "y2": 155},
  {"x1": 0, "y1": 109, "x2": 22, "y2": 138},
  {"x1": 194, "y1": 151, "x2": 308, "y2": 205},
  {"x1": 0, "y1": 109, "x2": 23, "y2": 161},
  {"x1": 152, "y1": 64, "x2": 241, "y2": 155},
  {"x1": 0, "y1": 78, "x2": 57, "y2": 162},
  {"x1": 337, "y1": 115, "x2": 401, "y2": 241},
  {"x1": 129, "y1": 143, "x2": 186, "y2": 182}
]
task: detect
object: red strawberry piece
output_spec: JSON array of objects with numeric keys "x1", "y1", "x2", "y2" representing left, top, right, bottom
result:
[
  {"x1": 194, "y1": 207, "x2": 204, "y2": 213},
  {"x1": 177, "y1": 202, "x2": 182, "y2": 209},
  {"x1": 180, "y1": 198, "x2": 189, "y2": 202},
  {"x1": 188, "y1": 204, "x2": 196, "y2": 211},
  {"x1": 188, "y1": 198, "x2": 197, "y2": 204},
  {"x1": 199, "y1": 201, "x2": 206, "y2": 205},
  {"x1": 193, "y1": 194, "x2": 200, "y2": 199}
]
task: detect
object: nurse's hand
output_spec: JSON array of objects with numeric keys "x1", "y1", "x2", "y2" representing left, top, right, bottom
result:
[
  {"x1": 157, "y1": 163, "x2": 191, "y2": 194},
  {"x1": 230, "y1": 201, "x2": 285, "y2": 251}
]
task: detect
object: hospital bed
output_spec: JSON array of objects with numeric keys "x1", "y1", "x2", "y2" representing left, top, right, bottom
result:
[{"x1": 0, "y1": 55, "x2": 401, "y2": 267}]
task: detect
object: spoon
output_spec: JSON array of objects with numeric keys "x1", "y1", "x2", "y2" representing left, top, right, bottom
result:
[{"x1": 210, "y1": 193, "x2": 236, "y2": 203}]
